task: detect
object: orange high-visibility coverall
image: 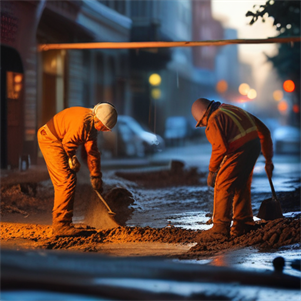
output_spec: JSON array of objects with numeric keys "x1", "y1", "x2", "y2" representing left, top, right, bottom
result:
[
  {"x1": 37, "y1": 107, "x2": 101, "y2": 229},
  {"x1": 205, "y1": 104, "x2": 273, "y2": 226}
]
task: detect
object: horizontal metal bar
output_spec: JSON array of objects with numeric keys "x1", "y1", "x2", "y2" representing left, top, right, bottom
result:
[{"x1": 39, "y1": 37, "x2": 301, "y2": 51}]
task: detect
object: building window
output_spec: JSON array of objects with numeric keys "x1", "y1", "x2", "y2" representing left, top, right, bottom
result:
[
  {"x1": 130, "y1": 0, "x2": 151, "y2": 18},
  {"x1": 98, "y1": 0, "x2": 126, "y2": 16}
]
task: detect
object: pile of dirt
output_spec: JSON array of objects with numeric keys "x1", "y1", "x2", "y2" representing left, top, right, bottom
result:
[
  {"x1": 0, "y1": 182, "x2": 53, "y2": 216},
  {"x1": 38, "y1": 217, "x2": 300, "y2": 253},
  {"x1": 1, "y1": 223, "x2": 53, "y2": 241},
  {"x1": 2, "y1": 217, "x2": 299, "y2": 256},
  {"x1": 1, "y1": 222, "x2": 198, "y2": 250},
  {"x1": 40, "y1": 226, "x2": 198, "y2": 250},
  {"x1": 115, "y1": 161, "x2": 206, "y2": 188},
  {"x1": 183, "y1": 217, "x2": 301, "y2": 259}
]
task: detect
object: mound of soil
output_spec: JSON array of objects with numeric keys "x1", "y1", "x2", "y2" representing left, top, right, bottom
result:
[
  {"x1": 38, "y1": 226, "x2": 199, "y2": 251},
  {"x1": 1, "y1": 164, "x2": 300, "y2": 259},
  {"x1": 183, "y1": 217, "x2": 301, "y2": 259},
  {"x1": 0, "y1": 181, "x2": 53, "y2": 216},
  {"x1": 2, "y1": 217, "x2": 299, "y2": 257}
]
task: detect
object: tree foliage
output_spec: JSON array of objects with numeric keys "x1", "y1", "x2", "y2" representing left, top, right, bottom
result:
[
  {"x1": 246, "y1": 0, "x2": 301, "y2": 81},
  {"x1": 246, "y1": 1, "x2": 300, "y2": 36},
  {"x1": 246, "y1": 1, "x2": 300, "y2": 98}
]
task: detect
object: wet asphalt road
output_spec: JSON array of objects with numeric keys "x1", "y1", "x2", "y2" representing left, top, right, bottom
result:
[
  {"x1": 146, "y1": 141, "x2": 301, "y2": 279},
  {"x1": 152, "y1": 140, "x2": 300, "y2": 192},
  {"x1": 100, "y1": 140, "x2": 301, "y2": 281}
]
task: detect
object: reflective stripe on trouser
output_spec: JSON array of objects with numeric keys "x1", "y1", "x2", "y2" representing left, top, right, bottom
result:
[
  {"x1": 37, "y1": 127, "x2": 76, "y2": 227},
  {"x1": 213, "y1": 138, "x2": 261, "y2": 225}
]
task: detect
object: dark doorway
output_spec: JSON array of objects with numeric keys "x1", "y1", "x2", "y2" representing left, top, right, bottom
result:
[{"x1": 1, "y1": 45, "x2": 24, "y2": 169}]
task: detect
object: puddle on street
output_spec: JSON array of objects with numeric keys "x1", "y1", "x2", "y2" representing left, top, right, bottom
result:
[
  {"x1": 252, "y1": 158, "x2": 300, "y2": 193},
  {"x1": 126, "y1": 175, "x2": 300, "y2": 281},
  {"x1": 127, "y1": 186, "x2": 214, "y2": 229},
  {"x1": 120, "y1": 152, "x2": 300, "y2": 285},
  {"x1": 177, "y1": 245, "x2": 301, "y2": 278},
  {"x1": 96, "y1": 277, "x2": 301, "y2": 301}
]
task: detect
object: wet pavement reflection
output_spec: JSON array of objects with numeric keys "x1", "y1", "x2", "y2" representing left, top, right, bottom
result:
[{"x1": 132, "y1": 142, "x2": 301, "y2": 279}]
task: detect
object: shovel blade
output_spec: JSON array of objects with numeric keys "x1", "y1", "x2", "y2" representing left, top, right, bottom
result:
[{"x1": 257, "y1": 197, "x2": 283, "y2": 220}]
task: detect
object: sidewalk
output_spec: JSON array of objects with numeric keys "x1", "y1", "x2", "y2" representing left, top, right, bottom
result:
[
  {"x1": 0, "y1": 140, "x2": 209, "y2": 187},
  {"x1": 0, "y1": 165, "x2": 50, "y2": 187},
  {"x1": 0, "y1": 157, "x2": 171, "y2": 187}
]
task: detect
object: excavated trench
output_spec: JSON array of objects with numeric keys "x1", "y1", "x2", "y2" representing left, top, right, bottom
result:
[{"x1": 1, "y1": 165, "x2": 300, "y2": 259}]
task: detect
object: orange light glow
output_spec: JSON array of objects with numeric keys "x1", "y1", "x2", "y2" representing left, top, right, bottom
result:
[
  {"x1": 247, "y1": 89, "x2": 257, "y2": 99},
  {"x1": 14, "y1": 74, "x2": 23, "y2": 83},
  {"x1": 14, "y1": 84, "x2": 22, "y2": 92},
  {"x1": 278, "y1": 100, "x2": 288, "y2": 113},
  {"x1": 238, "y1": 83, "x2": 250, "y2": 95},
  {"x1": 7, "y1": 71, "x2": 23, "y2": 99},
  {"x1": 293, "y1": 104, "x2": 300, "y2": 113},
  {"x1": 273, "y1": 90, "x2": 283, "y2": 101},
  {"x1": 216, "y1": 80, "x2": 228, "y2": 93},
  {"x1": 283, "y1": 80, "x2": 295, "y2": 93},
  {"x1": 211, "y1": 255, "x2": 227, "y2": 267}
]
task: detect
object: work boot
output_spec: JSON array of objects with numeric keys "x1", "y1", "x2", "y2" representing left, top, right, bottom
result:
[
  {"x1": 230, "y1": 221, "x2": 257, "y2": 238},
  {"x1": 196, "y1": 223, "x2": 230, "y2": 243},
  {"x1": 52, "y1": 224, "x2": 96, "y2": 237}
]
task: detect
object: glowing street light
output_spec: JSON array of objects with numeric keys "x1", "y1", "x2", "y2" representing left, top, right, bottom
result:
[
  {"x1": 278, "y1": 100, "x2": 288, "y2": 114},
  {"x1": 216, "y1": 80, "x2": 228, "y2": 93},
  {"x1": 149, "y1": 73, "x2": 161, "y2": 86},
  {"x1": 14, "y1": 74, "x2": 23, "y2": 83},
  {"x1": 273, "y1": 90, "x2": 283, "y2": 101},
  {"x1": 238, "y1": 83, "x2": 250, "y2": 95},
  {"x1": 247, "y1": 89, "x2": 257, "y2": 99}
]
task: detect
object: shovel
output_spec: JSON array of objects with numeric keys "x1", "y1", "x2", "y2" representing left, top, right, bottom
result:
[
  {"x1": 257, "y1": 169, "x2": 283, "y2": 221},
  {"x1": 94, "y1": 190, "x2": 116, "y2": 217}
]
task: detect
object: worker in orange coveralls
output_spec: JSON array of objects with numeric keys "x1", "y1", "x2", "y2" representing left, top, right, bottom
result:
[
  {"x1": 191, "y1": 98, "x2": 274, "y2": 242},
  {"x1": 37, "y1": 102, "x2": 118, "y2": 237}
]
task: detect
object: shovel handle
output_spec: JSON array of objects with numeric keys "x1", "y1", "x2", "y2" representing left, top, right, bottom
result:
[
  {"x1": 94, "y1": 190, "x2": 116, "y2": 215},
  {"x1": 265, "y1": 169, "x2": 277, "y2": 199}
]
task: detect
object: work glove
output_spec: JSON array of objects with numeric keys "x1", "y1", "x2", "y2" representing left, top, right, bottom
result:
[
  {"x1": 68, "y1": 155, "x2": 81, "y2": 173},
  {"x1": 265, "y1": 162, "x2": 274, "y2": 179},
  {"x1": 207, "y1": 171, "x2": 217, "y2": 188},
  {"x1": 90, "y1": 176, "x2": 103, "y2": 194}
]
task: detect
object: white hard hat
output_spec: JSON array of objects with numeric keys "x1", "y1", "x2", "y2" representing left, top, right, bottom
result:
[
  {"x1": 191, "y1": 98, "x2": 212, "y2": 127},
  {"x1": 93, "y1": 102, "x2": 118, "y2": 130}
]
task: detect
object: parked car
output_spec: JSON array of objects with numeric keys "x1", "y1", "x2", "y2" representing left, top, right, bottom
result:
[
  {"x1": 273, "y1": 125, "x2": 300, "y2": 154},
  {"x1": 100, "y1": 115, "x2": 165, "y2": 158}
]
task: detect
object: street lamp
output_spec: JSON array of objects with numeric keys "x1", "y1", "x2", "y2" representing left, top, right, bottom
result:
[
  {"x1": 247, "y1": 89, "x2": 257, "y2": 99},
  {"x1": 238, "y1": 83, "x2": 250, "y2": 96},
  {"x1": 149, "y1": 73, "x2": 161, "y2": 86}
]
